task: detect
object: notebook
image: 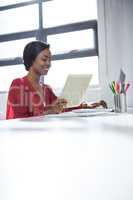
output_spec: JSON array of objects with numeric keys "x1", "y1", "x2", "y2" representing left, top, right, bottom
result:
[{"x1": 60, "y1": 74, "x2": 92, "y2": 108}]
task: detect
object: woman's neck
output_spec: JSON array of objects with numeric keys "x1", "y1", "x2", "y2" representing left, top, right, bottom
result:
[{"x1": 27, "y1": 69, "x2": 40, "y2": 84}]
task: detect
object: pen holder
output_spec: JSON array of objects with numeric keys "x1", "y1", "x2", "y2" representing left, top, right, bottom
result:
[{"x1": 114, "y1": 93, "x2": 127, "y2": 113}]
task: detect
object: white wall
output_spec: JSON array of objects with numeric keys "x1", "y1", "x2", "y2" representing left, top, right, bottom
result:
[{"x1": 98, "y1": 0, "x2": 133, "y2": 107}]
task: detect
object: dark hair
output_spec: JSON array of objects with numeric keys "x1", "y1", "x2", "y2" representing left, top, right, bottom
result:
[{"x1": 23, "y1": 41, "x2": 50, "y2": 71}]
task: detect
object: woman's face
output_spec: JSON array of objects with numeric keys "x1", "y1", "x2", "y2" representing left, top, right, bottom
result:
[{"x1": 32, "y1": 48, "x2": 51, "y2": 76}]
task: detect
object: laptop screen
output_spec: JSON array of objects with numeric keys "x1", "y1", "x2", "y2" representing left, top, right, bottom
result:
[{"x1": 60, "y1": 74, "x2": 92, "y2": 107}]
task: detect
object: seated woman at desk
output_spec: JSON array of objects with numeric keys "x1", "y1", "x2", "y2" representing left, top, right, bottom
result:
[{"x1": 6, "y1": 41, "x2": 107, "y2": 119}]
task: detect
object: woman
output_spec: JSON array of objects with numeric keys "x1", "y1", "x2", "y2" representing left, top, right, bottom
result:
[{"x1": 6, "y1": 41, "x2": 107, "y2": 119}]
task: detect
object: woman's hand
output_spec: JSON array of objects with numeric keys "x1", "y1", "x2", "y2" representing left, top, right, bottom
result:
[
  {"x1": 80, "y1": 100, "x2": 108, "y2": 109},
  {"x1": 46, "y1": 98, "x2": 67, "y2": 114},
  {"x1": 99, "y1": 100, "x2": 108, "y2": 108}
]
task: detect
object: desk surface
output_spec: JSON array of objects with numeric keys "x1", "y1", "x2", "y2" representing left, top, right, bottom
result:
[{"x1": 0, "y1": 111, "x2": 133, "y2": 200}]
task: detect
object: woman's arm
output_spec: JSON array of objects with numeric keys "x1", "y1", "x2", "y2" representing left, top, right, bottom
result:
[
  {"x1": 63, "y1": 100, "x2": 108, "y2": 112},
  {"x1": 44, "y1": 98, "x2": 67, "y2": 114}
]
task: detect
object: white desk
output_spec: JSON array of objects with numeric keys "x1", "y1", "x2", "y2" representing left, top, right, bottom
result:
[{"x1": 0, "y1": 111, "x2": 133, "y2": 200}]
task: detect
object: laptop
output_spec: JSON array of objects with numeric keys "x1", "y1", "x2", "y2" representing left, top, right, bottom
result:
[{"x1": 60, "y1": 74, "x2": 92, "y2": 108}]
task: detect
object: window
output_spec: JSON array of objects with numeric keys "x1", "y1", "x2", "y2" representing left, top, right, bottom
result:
[
  {"x1": 0, "y1": 38, "x2": 35, "y2": 59},
  {"x1": 0, "y1": 0, "x2": 31, "y2": 7},
  {"x1": 0, "y1": 65, "x2": 27, "y2": 91},
  {"x1": 0, "y1": 5, "x2": 38, "y2": 35},
  {"x1": 44, "y1": 0, "x2": 98, "y2": 90},
  {"x1": 0, "y1": 0, "x2": 98, "y2": 93},
  {"x1": 45, "y1": 57, "x2": 98, "y2": 92},
  {"x1": 43, "y1": 0, "x2": 97, "y2": 27},
  {"x1": 47, "y1": 29, "x2": 94, "y2": 54}
]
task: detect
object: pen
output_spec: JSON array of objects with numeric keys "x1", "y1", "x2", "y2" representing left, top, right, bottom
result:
[
  {"x1": 121, "y1": 83, "x2": 125, "y2": 93},
  {"x1": 109, "y1": 83, "x2": 115, "y2": 94},
  {"x1": 125, "y1": 83, "x2": 130, "y2": 92},
  {"x1": 115, "y1": 82, "x2": 120, "y2": 93},
  {"x1": 112, "y1": 82, "x2": 116, "y2": 94},
  {"x1": 112, "y1": 81, "x2": 115, "y2": 89}
]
